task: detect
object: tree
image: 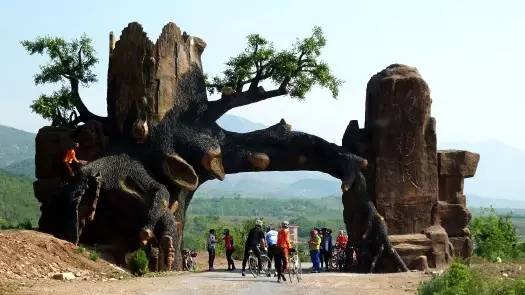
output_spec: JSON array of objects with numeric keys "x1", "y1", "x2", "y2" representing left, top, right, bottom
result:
[
  {"x1": 33, "y1": 22, "x2": 406, "y2": 272},
  {"x1": 205, "y1": 26, "x2": 342, "y2": 121},
  {"x1": 21, "y1": 35, "x2": 103, "y2": 126}
]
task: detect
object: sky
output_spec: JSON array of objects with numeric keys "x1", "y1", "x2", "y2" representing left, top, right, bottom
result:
[{"x1": 1, "y1": 0, "x2": 524, "y2": 150}]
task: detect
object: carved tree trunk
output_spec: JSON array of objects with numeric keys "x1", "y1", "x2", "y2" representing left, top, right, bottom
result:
[{"x1": 35, "y1": 22, "x2": 404, "y2": 273}]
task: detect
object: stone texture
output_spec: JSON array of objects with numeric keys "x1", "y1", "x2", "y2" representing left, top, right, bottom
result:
[
  {"x1": 364, "y1": 64, "x2": 438, "y2": 234},
  {"x1": 107, "y1": 22, "x2": 207, "y2": 139},
  {"x1": 438, "y1": 150, "x2": 480, "y2": 177},
  {"x1": 35, "y1": 126, "x2": 74, "y2": 179},
  {"x1": 423, "y1": 225, "x2": 451, "y2": 269},
  {"x1": 449, "y1": 237, "x2": 474, "y2": 260},
  {"x1": 436, "y1": 201, "x2": 471, "y2": 237}
]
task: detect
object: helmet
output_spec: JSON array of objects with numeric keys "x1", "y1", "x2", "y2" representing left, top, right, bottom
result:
[
  {"x1": 255, "y1": 219, "x2": 263, "y2": 227},
  {"x1": 281, "y1": 221, "x2": 289, "y2": 228}
]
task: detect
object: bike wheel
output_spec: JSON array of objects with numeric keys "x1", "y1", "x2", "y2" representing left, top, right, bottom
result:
[
  {"x1": 296, "y1": 258, "x2": 302, "y2": 282},
  {"x1": 248, "y1": 256, "x2": 259, "y2": 278},
  {"x1": 260, "y1": 255, "x2": 270, "y2": 276}
]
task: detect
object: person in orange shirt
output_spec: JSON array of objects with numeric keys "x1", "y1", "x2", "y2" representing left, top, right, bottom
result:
[
  {"x1": 64, "y1": 142, "x2": 86, "y2": 176},
  {"x1": 275, "y1": 220, "x2": 292, "y2": 282}
]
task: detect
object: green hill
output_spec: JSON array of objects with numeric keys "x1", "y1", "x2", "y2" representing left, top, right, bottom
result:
[
  {"x1": 0, "y1": 169, "x2": 39, "y2": 227},
  {"x1": 0, "y1": 125, "x2": 35, "y2": 168}
]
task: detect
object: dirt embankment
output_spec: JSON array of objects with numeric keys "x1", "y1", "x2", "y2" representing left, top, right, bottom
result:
[{"x1": 0, "y1": 230, "x2": 127, "y2": 282}]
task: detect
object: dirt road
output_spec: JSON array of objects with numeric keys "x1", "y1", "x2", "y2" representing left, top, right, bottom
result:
[{"x1": 14, "y1": 269, "x2": 427, "y2": 295}]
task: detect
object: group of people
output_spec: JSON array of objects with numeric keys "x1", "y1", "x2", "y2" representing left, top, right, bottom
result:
[
  {"x1": 206, "y1": 220, "x2": 351, "y2": 281},
  {"x1": 307, "y1": 228, "x2": 349, "y2": 272}
]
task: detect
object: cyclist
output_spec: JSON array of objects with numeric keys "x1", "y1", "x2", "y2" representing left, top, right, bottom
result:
[
  {"x1": 241, "y1": 219, "x2": 266, "y2": 277},
  {"x1": 275, "y1": 220, "x2": 292, "y2": 282},
  {"x1": 223, "y1": 229, "x2": 236, "y2": 271},
  {"x1": 265, "y1": 225, "x2": 278, "y2": 276}
]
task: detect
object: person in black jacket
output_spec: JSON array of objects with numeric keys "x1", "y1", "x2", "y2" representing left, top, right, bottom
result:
[
  {"x1": 321, "y1": 229, "x2": 333, "y2": 271},
  {"x1": 241, "y1": 219, "x2": 267, "y2": 276}
]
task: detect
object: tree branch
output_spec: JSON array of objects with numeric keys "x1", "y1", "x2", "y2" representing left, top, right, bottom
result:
[
  {"x1": 219, "y1": 120, "x2": 367, "y2": 187},
  {"x1": 69, "y1": 78, "x2": 106, "y2": 124},
  {"x1": 203, "y1": 85, "x2": 287, "y2": 122}
]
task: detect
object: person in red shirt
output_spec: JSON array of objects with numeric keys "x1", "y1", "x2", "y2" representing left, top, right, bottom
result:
[
  {"x1": 336, "y1": 230, "x2": 349, "y2": 249},
  {"x1": 275, "y1": 220, "x2": 292, "y2": 282},
  {"x1": 64, "y1": 142, "x2": 87, "y2": 176},
  {"x1": 223, "y1": 229, "x2": 236, "y2": 271}
]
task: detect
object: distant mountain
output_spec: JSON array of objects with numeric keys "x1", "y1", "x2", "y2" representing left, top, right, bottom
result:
[
  {"x1": 217, "y1": 114, "x2": 266, "y2": 133},
  {"x1": 4, "y1": 158, "x2": 35, "y2": 178},
  {"x1": 0, "y1": 125, "x2": 34, "y2": 168},
  {"x1": 467, "y1": 194, "x2": 525, "y2": 209},
  {"x1": 439, "y1": 140, "x2": 525, "y2": 201}
]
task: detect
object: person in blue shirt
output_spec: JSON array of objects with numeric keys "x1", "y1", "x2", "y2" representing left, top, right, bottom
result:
[{"x1": 265, "y1": 225, "x2": 278, "y2": 276}]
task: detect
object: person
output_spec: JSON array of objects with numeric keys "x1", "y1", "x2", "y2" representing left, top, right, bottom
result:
[
  {"x1": 207, "y1": 229, "x2": 217, "y2": 271},
  {"x1": 319, "y1": 228, "x2": 326, "y2": 269},
  {"x1": 275, "y1": 220, "x2": 292, "y2": 282},
  {"x1": 336, "y1": 230, "x2": 349, "y2": 249},
  {"x1": 265, "y1": 225, "x2": 278, "y2": 276},
  {"x1": 322, "y1": 229, "x2": 333, "y2": 271},
  {"x1": 63, "y1": 142, "x2": 86, "y2": 176},
  {"x1": 241, "y1": 219, "x2": 266, "y2": 277},
  {"x1": 308, "y1": 229, "x2": 322, "y2": 273},
  {"x1": 223, "y1": 229, "x2": 236, "y2": 271}
]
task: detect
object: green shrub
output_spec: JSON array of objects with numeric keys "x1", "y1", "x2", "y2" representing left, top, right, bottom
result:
[
  {"x1": 89, "y1": 250, "x2": 99, "y2": 262},
  {"x1": 74, "y1": 246, "x2": 85, "y2": 254},
  {"x1": 130, "y1": 248, "x2": 149, "y2": 276},
  {"x1": 470, "y1": 208, "x2": 520, "y2": 261},
  {"x1": 418, "y1": 262, "x2": 483, "y2": 295},
  {"x1": 418, "y1": 262, "x2": 525, "y2": 295}
]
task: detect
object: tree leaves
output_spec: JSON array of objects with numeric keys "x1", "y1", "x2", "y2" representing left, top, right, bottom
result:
[
  {"x1": 21, "y1": 34, "x2": 98, "y2": 126},
  {"x1": 207, "y1": 26, "x2": 342, "y2": 99}
]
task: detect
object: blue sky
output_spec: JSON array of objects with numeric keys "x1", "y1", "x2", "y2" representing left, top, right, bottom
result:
[{"x1": 1, "y1": 0, "x2": 524, "y2": 149}]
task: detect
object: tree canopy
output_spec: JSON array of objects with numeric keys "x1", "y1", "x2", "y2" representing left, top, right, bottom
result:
[
  {"x1": 21, "y1": 35, "x2": 99, "y2": 126},
  {"x1": 207, "y1": 26, "x2": 342, "y2": 99}
]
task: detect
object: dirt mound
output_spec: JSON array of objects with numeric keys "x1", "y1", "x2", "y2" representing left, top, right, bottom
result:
[{"x1": 0, "y1": 230, "x2": 127, "y2": 280}]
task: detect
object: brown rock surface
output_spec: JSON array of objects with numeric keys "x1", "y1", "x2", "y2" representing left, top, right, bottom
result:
[
  {"x1": 364, "y1": 64, "x2": 438, "y2": 234},
  {"x1": 438, "y1": 150, "x2": 480, "y2": 177},
  {"x1": 436, "y1": 201, "x2": 471, "y2": 237},
  {"x1": 449, "y1": 237, "x2": 473, "y2": 259}
]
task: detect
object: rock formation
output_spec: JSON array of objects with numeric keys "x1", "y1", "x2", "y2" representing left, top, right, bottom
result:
[
  {"x1": 344, "y1": 64, "x2": 479, "y2": 271},
  {"x1": 32, "y1": 23, "x2": 478, "y2": 273}
]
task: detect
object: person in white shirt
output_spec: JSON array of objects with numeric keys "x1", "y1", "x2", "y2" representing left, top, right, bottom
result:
[
  {"x1": 265, "y1": 225, "x2": 278, "y2": 276},
  {"x1": 207, "y1": 229, "x2": 217, "y2": 271}
]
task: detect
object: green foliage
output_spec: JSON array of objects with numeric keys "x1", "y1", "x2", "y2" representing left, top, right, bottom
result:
[
  {"x1": 74, "y1": 246, "x2": 86, "y2": 254},
  {"x1": 470, "y1": 208, "x2": 520, "y2": 261},
  {"x1": 89, "y1": 250, "x2": 99, "y2": 262},
  {"x1": 207, "y1": 26, "x2": 342, "y2": 99},
  {"x1": 0, "y1": 170, "x2": 39, "y2": 226},
  {"x1": 418, "y1": 262, "x2": 525, "y2": 295},
  {"x1": 30, "y1": 86, "x2": 77, "y2": 127},
  {"x1": 129, "y1": 248, "x2": 149, "y2": 276},
  {"x1": 21, "y1": 34, "x2": 98, "y2": 126}
]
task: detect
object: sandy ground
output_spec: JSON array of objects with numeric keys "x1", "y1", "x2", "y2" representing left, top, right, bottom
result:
[{"x1": 11, "y1": 267, "x2": 427, "y2": 295}]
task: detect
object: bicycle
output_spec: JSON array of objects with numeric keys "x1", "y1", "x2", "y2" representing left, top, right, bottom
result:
[
  {"x1": 330, "y1": 246, "x2": 346, "y2": 271},
  {"x1": 182, "y1": 249, "x2": 197, "y2": 271},
  {"x1": 287, "y1": 248, "x2": 302, "y2": 283},
  {"x1": 248, "y1": 245, "x2": 270, "y2": 278}
]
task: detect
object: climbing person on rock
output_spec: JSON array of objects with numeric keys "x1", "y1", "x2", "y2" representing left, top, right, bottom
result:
[
  {"x1": 63, "y1": 142, "x2": 87, "y2": 177},
  {"x1": 241, "y1": 219, "x2": 266, "y2": 277},
  {"x1": 207, "y1": 229, "x2": 217, "y2": 271},
  {"x1": 309, "y1": 229, "x2": 322, "y2": 273},
  {"x1": 265, "y1": 225, "x2": 278, "y2": 276},
  {"x1": 223, "y1": 229, "x2": 236, "y2": 271},
  {"x1": 275, "y1": 220, "x2": 292, "y2": 282}
]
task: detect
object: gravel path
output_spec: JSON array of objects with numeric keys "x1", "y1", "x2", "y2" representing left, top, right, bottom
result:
[{"x1": 14, "y1": 269, "x2": 427, "y2": 295}]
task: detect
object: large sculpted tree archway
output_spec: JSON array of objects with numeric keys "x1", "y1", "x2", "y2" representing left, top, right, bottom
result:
[{"x1": 31, "y1": 22, "x2": 408, "y2": 272}]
